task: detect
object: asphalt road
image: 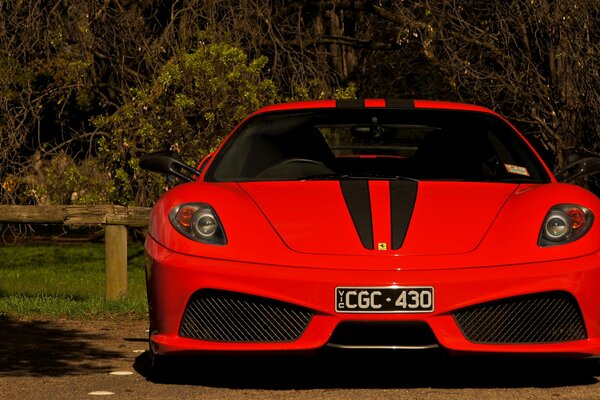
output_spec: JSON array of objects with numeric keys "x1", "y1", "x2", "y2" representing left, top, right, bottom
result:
[{"x1": 1, "y1": 317, "x2": 600, "y2": 399}]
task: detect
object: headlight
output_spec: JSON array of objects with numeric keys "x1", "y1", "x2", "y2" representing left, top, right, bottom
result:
[
  {"x1": 169, "y1": 203, "x2": 227, "y2": 245},
  {"x1": 543, "y1": 210, "x2": 571, "y2": 241},
  {"x1": 192, "y1": 209, "x2": 218, "y2": 238},
  {"x1": 539, "y1": 204, "x2": 593, "y2": 247}
]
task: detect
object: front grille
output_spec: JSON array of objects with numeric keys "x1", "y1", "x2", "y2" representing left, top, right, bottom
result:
[
  {"x1": 327, "y1": 321, "x2": 439, "y2": 349},
  {"x1": 179, "y1": 290, "x2": 313, "y2": 342},
  {"x1": 453, "y1": 291, "x2": 587, "y2": 344}
]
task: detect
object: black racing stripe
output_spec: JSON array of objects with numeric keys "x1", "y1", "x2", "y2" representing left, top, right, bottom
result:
[
  {"x1": 390, "y1": 180, "x2": 418, "y2": 249},
  {"x1": 385, "y1": 99, "x2": 415, "y2": 109},
  {"x1": 340, "y1": 180, "x2": 374, "y2": 250},
  {"x1": 336, "y1": 99, "x2": 365, "y2": 108}
]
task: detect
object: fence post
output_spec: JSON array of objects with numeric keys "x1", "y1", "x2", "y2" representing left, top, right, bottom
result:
[
  {"x1": 0, "y1": 205, "x2": 151, "y2": 301},
  {"x1": 105, "y1": 224, "x2": 128, "y2": 300}
]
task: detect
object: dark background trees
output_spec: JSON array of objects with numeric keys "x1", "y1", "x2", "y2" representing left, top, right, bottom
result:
[{"x1": 1, "y1": 0, "x2": 598, "y2": 206}]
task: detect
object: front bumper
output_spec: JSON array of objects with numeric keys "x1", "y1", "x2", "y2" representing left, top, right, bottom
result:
[{"x1": 145, "y1": 237, "x2": 600, "y2": 357}]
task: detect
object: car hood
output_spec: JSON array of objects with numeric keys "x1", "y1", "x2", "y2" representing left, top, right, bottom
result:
[{"x1": 238, "y1": 181, "x2": 518, "y2": 256}]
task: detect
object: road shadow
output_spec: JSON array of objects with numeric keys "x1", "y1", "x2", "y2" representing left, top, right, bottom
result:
[
  {"x1": 0, "y1": 315, "x2": 123, "y2": 377},
  {"x1": 134, "y1": 349, "x2": 600, "y2": 389}
]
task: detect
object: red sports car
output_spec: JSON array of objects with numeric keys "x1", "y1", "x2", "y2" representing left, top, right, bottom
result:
[{"x1": 140, "y1": 99, "x2": 600, "y2": 364}]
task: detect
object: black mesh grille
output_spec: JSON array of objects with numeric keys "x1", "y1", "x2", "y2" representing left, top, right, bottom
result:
[
  {"x1": 179, "y1": 290, "x2": 313, "y2": 342},
  {"x1": 453, "y1": 291, "x2": 587, "y2": 344}
]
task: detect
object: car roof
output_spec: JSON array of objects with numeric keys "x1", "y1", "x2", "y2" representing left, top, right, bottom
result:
[{"x1": 252, "y1": 99, "x2": 499, "y2": 117}]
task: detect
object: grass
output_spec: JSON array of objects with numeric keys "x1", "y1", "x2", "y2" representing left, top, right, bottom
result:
[{"x1": 0, "y1": 242, "x2": 148, "y2": 319}]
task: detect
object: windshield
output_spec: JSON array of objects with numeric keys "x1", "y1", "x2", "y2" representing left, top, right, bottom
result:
[{"x1": 205, "y1": 108, "x2": 550, "y2": 183}]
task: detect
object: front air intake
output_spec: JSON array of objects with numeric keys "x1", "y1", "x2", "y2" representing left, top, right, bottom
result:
[
  {"x1": 453, "y1": 291, "x2": 587, "y2": 344},
  {"x1": 327, "y1": 321, "x2": 439, "y2": 350},
  {"x1": 179, "y1": 290, "x2": 313, "y2": 342}
]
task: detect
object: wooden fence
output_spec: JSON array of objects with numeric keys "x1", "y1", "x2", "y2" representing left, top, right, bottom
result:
[{"x1": 0, "y1": 205, "x2": 151, "y2": 300}]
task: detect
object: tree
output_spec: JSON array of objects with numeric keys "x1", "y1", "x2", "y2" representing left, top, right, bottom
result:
[
  {"x1": 1, "y1": 0, "x2": 598, "y2": 206},
  {"x1": 0, "y1": 0, "x2": 164, "y2": 204},
  {"x1": 317, "y1": 0, "x2": 600, "y2": 168}
]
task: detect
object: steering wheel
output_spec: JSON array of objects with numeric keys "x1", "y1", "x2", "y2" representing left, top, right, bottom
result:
[
  {"x1": 256, "y1": 158, "x2": 333, "y2": 178},
  {"x1": 273, "y1": 158, "x2": 328, "y2": 168}
]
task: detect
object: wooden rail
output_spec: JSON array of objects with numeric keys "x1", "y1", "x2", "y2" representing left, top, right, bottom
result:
[{"x1": 0, "y1": 205, "x2": 151, "y2": 300}]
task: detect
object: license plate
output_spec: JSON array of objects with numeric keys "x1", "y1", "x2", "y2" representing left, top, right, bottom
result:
[{"x1": 335, "y1": 286, "x2": 434, "y2": 313}]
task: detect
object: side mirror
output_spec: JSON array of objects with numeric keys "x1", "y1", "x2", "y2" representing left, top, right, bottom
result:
[
  {"x1": 555, "y1": 157, "x2": 600, "y2": 183},
  {"x1": 139, "y1": 151, "x2": 200, "y2": 183}
]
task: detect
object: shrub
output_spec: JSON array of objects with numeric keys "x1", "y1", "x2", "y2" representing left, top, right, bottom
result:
[{"x1": 93, "y1": 40, "x2": 278, "y2": 205}]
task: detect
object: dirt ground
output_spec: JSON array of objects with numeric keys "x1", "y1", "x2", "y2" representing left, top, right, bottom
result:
[{"x1": 1, "y1": 315, "x2": 600, "y2": 400}]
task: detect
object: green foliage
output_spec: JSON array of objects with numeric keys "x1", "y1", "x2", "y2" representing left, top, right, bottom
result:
[
  {"x1": 0, "y1": 56, "x2": 32, "y2": 100},
  {"x1": 334, "y1": 83, "x2": 358, "y2": 100},
  {"x1": 287, "y1": 81, "x2": 357, "y2": 102},
  {"x1": 23, "y1": 153, "x2": 114, "y2": 205},
  {"x1": 93, "y1": 40, "x2": 279, "y2": 205}
]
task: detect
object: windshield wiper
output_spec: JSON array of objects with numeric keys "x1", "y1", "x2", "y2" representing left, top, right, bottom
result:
[
  {"x1": 303, "y1": 173, "x2": 416, "y2": 181},
  {"x1": 495, "y1": 177, "x2": 545, "y2": 183},
  {"x1": 303, "y1": 173, "x2": 351, "y2": 180}
]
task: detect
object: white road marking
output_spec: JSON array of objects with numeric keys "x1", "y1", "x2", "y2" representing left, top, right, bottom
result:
[{"x1": 110, "y1": 371, "x2": 134, "y2": 376}]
